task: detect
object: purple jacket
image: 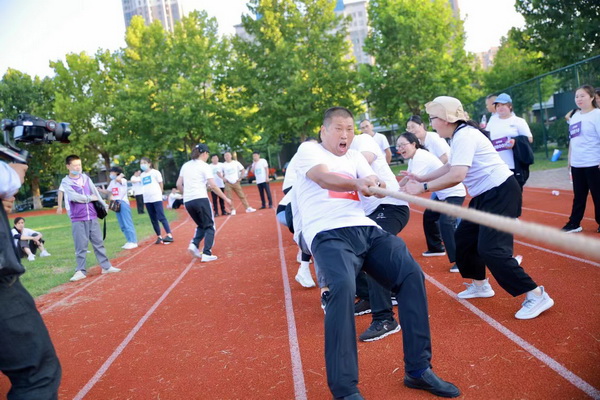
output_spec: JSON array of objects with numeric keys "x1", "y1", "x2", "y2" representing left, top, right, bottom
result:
[{"x1": 60, "y1": 174, "x2": 106, "y2": 222}]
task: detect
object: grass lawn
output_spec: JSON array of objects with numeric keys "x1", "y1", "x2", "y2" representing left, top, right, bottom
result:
[{"x1": 15, "y1": 207, "x2": 178, "y2": 297}]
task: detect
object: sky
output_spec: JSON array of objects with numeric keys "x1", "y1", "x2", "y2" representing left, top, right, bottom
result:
[{"x1": 0, "y1": 0, "x2": 525, "y2": 79}]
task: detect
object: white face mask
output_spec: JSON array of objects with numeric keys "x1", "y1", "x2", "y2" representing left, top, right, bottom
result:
[{"x1": 140, "y1": 164, "x2": 149, "y2": 171}]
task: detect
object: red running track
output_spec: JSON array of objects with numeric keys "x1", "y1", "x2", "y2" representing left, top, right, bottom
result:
[{"x1": 1, "y1": 183, "x2": 599, "y2": 399}]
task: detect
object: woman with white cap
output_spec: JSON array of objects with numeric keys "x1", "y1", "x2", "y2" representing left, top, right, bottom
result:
[{"x1": 403, "y1": 96, "x2": 554, "y2": 320}]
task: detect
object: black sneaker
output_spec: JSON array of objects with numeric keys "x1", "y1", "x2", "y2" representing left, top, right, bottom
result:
[
  {"x1": 214, "y1": 212, "x2": 219, "y2": 217},
  {"x1": 222, "y1": 211, "x2": 230, "y2": 216},
  {"x1": 163, "y1": 236, "x2": 174, "y2": 244},
  {"x1": 354, "y1": 299, "x2": 371, "y2": 316},
  {"x1": 422, "y1": 250, "x2": 446, "y2": 257},
  {"x1": 404, "y1": 368, "x2": 460, "y2": 398},
  {"x1": 561, "y1": 223, "x2": 582, "y2": 233},
  {"x1": 359, "y1": 319, "x2": 401, "y2": 342},
  {"x1": 321, "y1": 290, "x2": 330, "y2": 314},
  {"x1": 449, "y1": 264, "x2": 459, "y2": 273},
  {"x1": 154, "y1": 237, "x2": 163, "y2": 245}
]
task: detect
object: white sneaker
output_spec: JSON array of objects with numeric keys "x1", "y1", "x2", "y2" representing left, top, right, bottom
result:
[
  {"x1": 70, "y1": 271, "x2": 87, "y2": 282},
  {"x1": 246, "y1": 207, "x2": 256, "y2": 213},
  {"x1": 40, "y1": 250, "x2": 51, "y2": 257},
  {"x1": 295, "y1": 265, "x2": 316, "y2": 288},
  {"x1": 457, "y1": 279, "x2": 495, "y2": 299},
  {"x1": 121, "y1": 243, "x2": 128, "y2": 249},
  {"x1": 515, "y1": 286, "x2": 554, "y2": 319},
  {"x1": 122, "y1": 242, "x2": 138, "y2": 250},
  {"x1": 27, "y1": 254, "x2": 36, "y2": 261},
  {"x1": 188, "y1": 243, "x2": 202, "y2": 258},
  {"x1": 230, "y1": 209, "x2": 236, "y2": 216},
  {"x1": 102, "y1": 266, "x2": 121, "y2": 274},
  {"x1": 201, "y1": 253, "x2": 218, "y2": 262},
  {"x1": 515, "y1": 255, "x2": 523, "y2": 265}
]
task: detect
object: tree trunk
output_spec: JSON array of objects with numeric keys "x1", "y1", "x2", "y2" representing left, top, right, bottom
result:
[{"x1": 31, "y1": 175, "x2": 42, "y2": 210}]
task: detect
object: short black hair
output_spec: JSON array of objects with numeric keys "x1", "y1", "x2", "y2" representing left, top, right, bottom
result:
[
  {"x1": 323, "y1": 107, "x2": 354, "y2": 127},
  {"x1": 65, "y1": 154, "x2": 80, "y2": 165},
  {"x1": 407, "y1": 115, "x2": 423, "y2": 125},
  {"x1": 485, "y1": 94, "x2": 497, "y2": 100},
  {"x1": 110, "y1": 166, "x2": 123, "y2": 174},
  {"x1": 252, "y1": 151, "x2": 260, "y2": 155}
]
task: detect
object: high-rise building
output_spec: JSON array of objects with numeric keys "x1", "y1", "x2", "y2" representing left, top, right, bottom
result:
[
  {"x1": 121, "y1": 0, "x2": 183, "y2": 33},
  {"x1": 334, "y1": 0, "x2": 372, "y2": 65}
]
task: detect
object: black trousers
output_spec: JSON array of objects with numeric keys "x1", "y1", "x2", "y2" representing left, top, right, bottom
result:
[
  {"x1": 312, "y1": 226, "x2": 431, "y2": 398},
  {"x1": 257, "y1": 182, "x2": 273, "y2": 207},
  {"x1": 145, "y1": 201, "x2": 171, "y2": 236},
  {"x1": 210, "y1": 190, "x2": 226, "y2": 214},
  {"x1": 455, "y1": 176, "x2": 537, "y2": 296},
  {"x1": 568, "y1": 165, "x2": 600, "y2": 226},
  {"x1": 185, "y1": 198, "x2": 215, "y2": 255},
  {"x1": 0, "y1": 277, "x2": 61, "y2": 400},
  {"x1": 356, "y1": 204, "x2": 410, "y2": 322},
  {"x1": 135, "y1": 194, "x2": 145, "y2": 214},
  {"x1": 423, "y1": 195, "x2": 465, "y2": 263}
]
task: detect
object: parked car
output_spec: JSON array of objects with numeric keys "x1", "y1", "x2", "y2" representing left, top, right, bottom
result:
[
  {"x1": 15, "y1": 197, "x2": 34, "y2": 212},
  {"x1": 244, "y1": 165, "x2": 277, "y2": 184},
  {"x1": 41, "y1": 190, "x2": 59, "y2": 208},
  {"x1": 389, "y1": 146, "x2": 405, "y2": 164}
]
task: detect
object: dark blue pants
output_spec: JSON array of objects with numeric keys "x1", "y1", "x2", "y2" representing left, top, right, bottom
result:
[
  {"x1": 0, "y1": 278, "x2": 61, "y2": 400},
  {"x1": 185, "y1": 198, "x2": 215, "y2": 255},
  {"x1": 312, "y1": 226, "x2": 431, "y2": 398},
  {"x1": 423, "y1": 195, "x2": 465, "y2": 263},
  {"x1": 145, "y1": 201, "x2": 171, "y2": 236},
  {"x1": 257, "y1": 182, "x2": 273, "y2": 207}
]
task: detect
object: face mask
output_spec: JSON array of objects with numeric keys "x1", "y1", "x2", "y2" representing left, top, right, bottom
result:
[
  {"x1": 140, "y1": 164, "x2": 149, "y2": 172},
  {"x1": 110, "y1": 174, "x2": 117, "y2": 180},
  {"x1": 70, "y1": 170, "x2": 80, "y2": 176}
]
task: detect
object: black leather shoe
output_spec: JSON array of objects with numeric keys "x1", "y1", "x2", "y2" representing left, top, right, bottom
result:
[
  {"x1": 333, "y1": 393, "x2": 364, "y2": 400},
  {"x1": 404, "y1": 368, "x2": 460, "y2": 398}
]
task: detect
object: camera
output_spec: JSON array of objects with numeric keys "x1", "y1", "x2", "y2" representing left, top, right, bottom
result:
[{"x1": 1, "y1": 113, "x2": 71, "y2": 163}]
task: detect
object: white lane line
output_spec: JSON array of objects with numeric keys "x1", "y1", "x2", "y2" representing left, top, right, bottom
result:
[
  {"x1": 425, "y1": 274, "x2": 600, "y2": 399},
  {"x1": 73, "y1": 216, "x2": 230, "y2": 399},
  {"x1": 521, "y1": 207, "x2": 594, "y2": 222},
  {"x1": 409, "y1": 209, "x2": 599, "y2": 267},
  {"x1": 40, "y1": 216, "x2": 192, "y2": 315}
]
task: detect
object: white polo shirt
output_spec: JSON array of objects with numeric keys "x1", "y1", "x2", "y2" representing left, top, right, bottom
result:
[
  {"x1": 253, "y1": 158, "x2": 269, "y2": 184},
  {"x1": 423, "y1": 131, "x2": 451, "y2": 161},
  {"x1": 211, "y1": 162, "x2": 225, "y2": 188},
  {"x1": 141, "y1": 169, "x2": 164, "y2": 203}
]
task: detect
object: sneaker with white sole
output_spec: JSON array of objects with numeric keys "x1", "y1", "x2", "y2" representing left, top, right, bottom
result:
[
  {"x1": 27, "y1": 254, "x2": 36, "y2": 261},
  {"x1": 40, "y1": 250, "x2": 51, "y2": 257},
  {"x1": 359, "y1": 319, "x2": 401, "y2": 342},
  {"x1": 422, "y1": 250, "x2": 446, "y2": 257},
  {"x1": 515, "y1": 255, "x2": 523, "y2": 265},
  {"x1": 123, "y1": 242, "x2": 138, "y2": 250},
  {"x1": 201, "y1": 253, "x2": 218, "y2": 262},
  {"x1": 230, "y1": 209, "x2": 237, "y2": 216},
  {"x1": 70, "y1": 271, "x2": 87, "y2": 282},
  {"x1": 515, "y1": 286, "x2": 554, "y2": 319},
  {"x1": 295, "y1": 265, "x2": 316, "y2": 288},
  {"x1": 246, "y1": 207, "x2": 256, "y2": 213},
  {"x1": 188, "y1": 243, "x2": 202, "y2": 258},
  {"x1": 449, "y1": 264, "x2": 459, "y2": 273},
  {"x1": 457, "y1": 279, "x2": 495, "y2": 299},
  {"x1": 561, "y1": 223, "x2": 582, "y2": 233},
  {"x1": 102, "y1": 266, "x2": 121, "y2": 274}
]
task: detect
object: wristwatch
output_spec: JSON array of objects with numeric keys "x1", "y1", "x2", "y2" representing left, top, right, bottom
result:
[{"x1": 423, "y1": 183, "x2": 429, "y2": 192}]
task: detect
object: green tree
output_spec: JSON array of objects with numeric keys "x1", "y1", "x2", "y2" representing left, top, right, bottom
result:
[
  {"x1": 233, "y1": 0, "x2": 362, "y2": 144},
  {"x1": 361, "y1": 0, "x2": 480, "y2": 125},
  {"x1": 515, "y1": 0, "x2": 600, "y2": 69}
]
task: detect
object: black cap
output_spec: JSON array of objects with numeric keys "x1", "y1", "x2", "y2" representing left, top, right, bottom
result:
[{"x1": 195, "y1": 143, "x2": 209, "y2": 153}]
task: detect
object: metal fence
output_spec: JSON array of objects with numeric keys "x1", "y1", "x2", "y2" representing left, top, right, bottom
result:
[{"x1": 465, "y1": 55, "x2": 600, "y2": 159}]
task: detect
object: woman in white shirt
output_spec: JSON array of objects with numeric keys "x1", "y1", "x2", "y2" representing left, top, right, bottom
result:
[
  {"x1": 106, "y1": 166, "x2": 138, "y2": 249},
  {"x1": 562, "y1": 85, "x2": 600, "y2": 233},
  {"x1": 485, "y1": 93, "x2": 533, "y2": 188},
  {"x1": 140, "y1": 157, "x2": 174, "y2": 244},
  {"x1": 404, "y1": 96, "x2": 553, "y2": 320},
  {"x1": 397, "y1": 132, "x2": 465, "y2": 272},
  {"x1": 12, "y1": 217, "x2": 51, "y2": 261}
]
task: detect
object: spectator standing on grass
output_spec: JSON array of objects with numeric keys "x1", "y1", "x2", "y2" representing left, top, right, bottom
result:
[
  {"x1": 222, "y1": 152, "x2": 256, "y2": 215},
  {"x1": 251, "y1": 151, "x2": 273, "y2": 209},
  {"x1": 130, "y1": 170, "x2": 145, "y2": 214},
  {"x1": 1, "y1": 161, "x2": 62, "y2": 399},
  {"x1": 103, "y1": 166, "x2": 138, "y2": 249},
  {"x1": 485, "y1": 93, "x2": 534, "y2": 189},
  {"x1": 210, "y1": 154, "x2": 229, "y2": 216},
  {"x1": 404, "y1": 96, "x2": 554, "y2": 320},
  {"x1": 397, "y1": 132, "x2": 465, "y2": 272},
  {"x1": 562, "y1": 85, "x2": 600, "y2": 234},
  {"x1": 60, "y1": 155, "x2": 121, "y2": 282},
  {"x1": 177, "y1": 144, "x2": 232, "y2": 262},
  {"x1": 358, "y1": 119, "x2": 392, "y2": 164},
  {"x1": 140, "y1": 157, "x2": 174, "y2": 245},
  {"x1": 294, "y1": 106, "x2": 460, "y2": 399},
  {"x1": 12, "y1": 216, "x2": 51, "y2": 261}
]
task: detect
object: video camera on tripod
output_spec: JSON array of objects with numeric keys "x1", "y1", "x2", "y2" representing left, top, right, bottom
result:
[{"x1": 1, "y1": 113, "x2": 71, "y2": 163}]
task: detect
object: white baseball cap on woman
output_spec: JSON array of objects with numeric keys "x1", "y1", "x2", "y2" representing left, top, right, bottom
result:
[{"x1": 425, "y1": 96, "x2": 468, "y2": 123}]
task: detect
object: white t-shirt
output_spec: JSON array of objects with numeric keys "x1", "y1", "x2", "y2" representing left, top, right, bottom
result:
[
  {"x1": 141, "y1": 169, "x2": 164, "y2": 203},
  {"x1": 179, "y1": 159, "x2": 214, "y2": 202},
  {"x1": 351, "y1": 134, "x2": 408, "y2": 215},
  {"x1": 130, "y1": 175, "x2": 144, "y2": 195},
  {"x1": 210, "y1": 162, "x2": 225, "y2": 188},
  {"x1": 569, "y1": 108, "x2": 600, "y2": 168},
  {"x1": 283, "y1": 155, "x2": 299, "y2": 191},
  {"x1": 107, "y1": 178, "x2": 130, "y2": 205},
  {"x1": 12, "y1": 227, "x2": 40, "y2": 248},
  {"x1": 293, "y1": 142, "x2": 378, "y2": 250},
  {"x1": 487, "y1": 115, "x2": 533, "y2": 169},
  {"x1": 372, "y1": 132, "x2": 391, "y2": 153},
  {"x1": 222, "y1": 160, "x2": 244, "y2": 184},
  {"x1": 408, "y1": 149, "x2": 466, "y2": 200},
  {"x1": 253, "y1": 158, "x2": 269, "y2": 184},
  {"x1": 167, "y1": 192, "x2": 183, "y2": 208},
  {"x1": 450, "y1": 125, "x2": 513, "y2": 197},
  {"x1": 423, "y1": 131, "x2": 451, "y2": 161}
]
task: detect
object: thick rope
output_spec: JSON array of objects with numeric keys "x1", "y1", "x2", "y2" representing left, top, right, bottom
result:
[{"x1": 368, "y1": 187, "x2": 600, "y2": 261}]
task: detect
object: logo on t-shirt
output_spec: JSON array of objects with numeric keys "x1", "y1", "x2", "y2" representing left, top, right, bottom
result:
[
  {"x1": 491, "y1": 137, "x2": 510, "y2": 151},
  {"x1": 328, "y1": 172, "x2": 359, "y2": 201},
  {"x1": 142, "y1": 176, "x2": 152, "y2": 185},
  {"x1": 569, "y1": 122, "x2": 582, "y2": 139},
  {"x1": 112, "y1": 187, "x2": 120, "y2": 196}
]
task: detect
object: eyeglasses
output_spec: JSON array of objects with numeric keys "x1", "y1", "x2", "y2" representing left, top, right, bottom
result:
[{"x1": 397, "y1": 142, "x2": 410, "y2": 148}]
